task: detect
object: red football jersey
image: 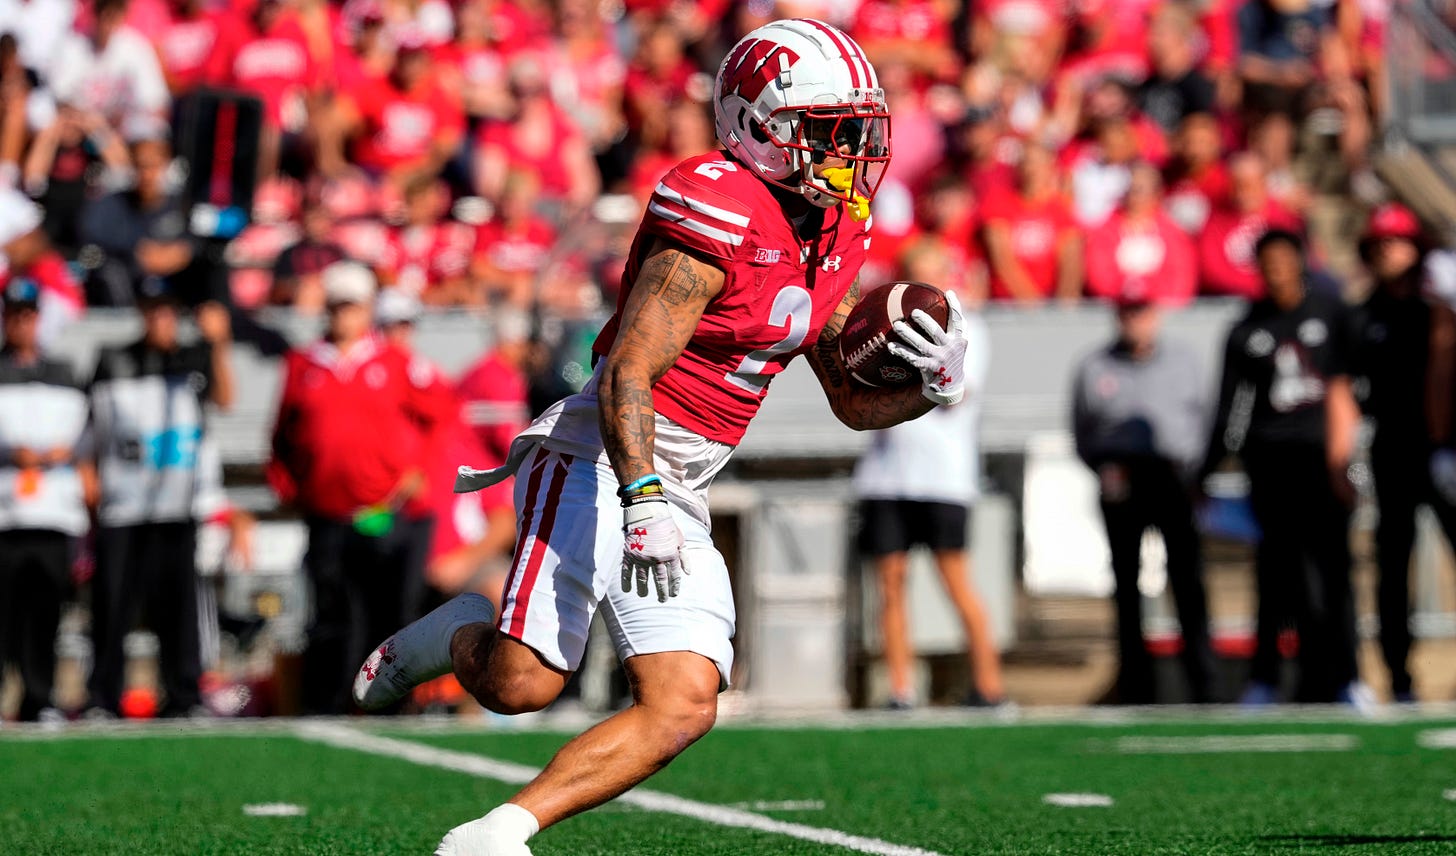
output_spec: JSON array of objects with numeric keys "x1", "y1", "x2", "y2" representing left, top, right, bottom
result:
[{"x1": 593, "y1": 151, "x2": 869, "y2": 445}]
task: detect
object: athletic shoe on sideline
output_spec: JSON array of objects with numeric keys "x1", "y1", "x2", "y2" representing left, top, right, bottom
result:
[
  {"x1": 354, "y1": 593, "x2": 495, "y2": 711},
  {"x1": 1238, "y1": 681, "x2": 1279, "y2": 707},
  {"x1": 1337, "y1": 681, "x2": 1377, "y2": 714}
]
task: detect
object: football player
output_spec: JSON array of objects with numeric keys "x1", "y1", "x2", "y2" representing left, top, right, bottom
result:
[{"x1": 352, "y1": 19, "x2": 967, "y2": 854}]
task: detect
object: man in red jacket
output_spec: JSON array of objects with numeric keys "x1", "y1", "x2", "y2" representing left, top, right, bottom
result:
[{"x1": 267, "y1": 262, "x2": 454, "y2": 713}]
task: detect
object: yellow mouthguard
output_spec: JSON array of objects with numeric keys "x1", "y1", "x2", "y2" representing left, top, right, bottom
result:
[{"x1": 822, "y1": 167, "x2": 871, "y2": 222}]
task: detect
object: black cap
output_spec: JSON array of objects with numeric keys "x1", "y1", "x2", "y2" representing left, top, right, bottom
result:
[
  {"x1": 2, "y1": 277, "x2": 40, "y2": 311},
  {"x1": 136, "y1": 277, "x2": 181, "y2": 307}
]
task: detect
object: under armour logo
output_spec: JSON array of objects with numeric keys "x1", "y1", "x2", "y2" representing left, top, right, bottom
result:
[
  {"x1": 821, "y1": 255, "x2": 843, "y2": 272},
  {"x1": 934, "y1": 367, "x2": 954, "y2": 388},
  {"x1": 629, "y1": 527, "x2": 647, "y2": 552}
]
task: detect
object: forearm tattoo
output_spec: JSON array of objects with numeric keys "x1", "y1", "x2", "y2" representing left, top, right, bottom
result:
[
  {"x1": 600, "y1": 247, "x2": 720, "y2": 485},
  {"x1": 807, "y1": 279, "x2": 935, "y2": 430}
]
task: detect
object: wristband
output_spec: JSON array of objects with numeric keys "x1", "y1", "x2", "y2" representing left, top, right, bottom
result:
[
  {"x1": 620, "y1": 489, "x2": 667, "y2": 508},
  {"x1": 617, "y1": 474, "x2": 662, "y2": 499}
]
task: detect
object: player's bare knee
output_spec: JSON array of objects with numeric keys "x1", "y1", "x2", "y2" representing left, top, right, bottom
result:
[{"x1": 641, "y1": 689, "x2": 718, "y2": 754}]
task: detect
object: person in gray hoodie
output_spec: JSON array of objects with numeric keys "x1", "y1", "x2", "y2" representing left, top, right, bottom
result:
[{"x1": 1072, "y1": 281, "x2": 1216, "y2": 704}]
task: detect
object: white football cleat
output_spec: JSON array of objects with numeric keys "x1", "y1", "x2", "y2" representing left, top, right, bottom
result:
[
  {"x1": 353, "y1": 593, "x2": 495, "y2": 711},
  {"x1": 435, "y1": 818, "x2": 533, "y2": 855}
]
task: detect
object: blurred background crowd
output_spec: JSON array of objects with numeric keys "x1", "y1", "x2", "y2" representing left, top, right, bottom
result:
[{"x1": 4, "y1": 0, "x2": 1456, "y2": 722}]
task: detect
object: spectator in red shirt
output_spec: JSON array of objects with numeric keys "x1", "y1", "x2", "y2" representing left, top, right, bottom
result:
[
  {"x1": 434, "y1": 0, "x2": 529, "y2": 124},
  {"x1": 952, "y1": 103, "x2": 1018, "y2": 201},
  {"x1": 421, "y1": 415, "x2": 516, "y2": 602},
  {"x1": 472, "y1": 56, "x2": 600, "y2": 215},
  {"x1": 376, "y1": 176, "x2": 475, "y2": 304},
  {"x1": 472, "y1": 171, "x2": 555, "y2": 309},
  {"x1": 210, "y1": 0, "x2": 322, "y2": 176},
  {"x1": 319, "y1": 34, "x2": 464, "y2": 186},
  {"x1": 1163, "y1": 113, "x2": 1231, "y2": 235},
  {"x1": 1197, "y1": 152, "x2": 1304, "y2": 298},
  {"x1": 900, "y1": 175, "x2": 987, "y2": 302},
  {"x1": 455, "y1": 309, "x2": 533, "y2": 469},
  {"x1": 266, "y1": 261, "x2": 453, "y2": 714},
  {"x1": 1065, "y1": 113, "x2": 1146, "y2": 229},
  {"x1": 623, "y1": 21, "x2": 699, "y2": 154},
  {"x1": 1085, "y1": 162, "x2": 1197, "y2": 306},
  {"x1": 331, "y1": 5, "x2": 393, "y2": 97},
  {"x1": 850, "y1": 0, "x2": 956, "y2": 80},
  {"x1": 980, "y1": 144, "x2": 1082, "y2": 304},
  {"x1": 551, "y1": 0, "x2": 627, "y2": 172},
  {"x1": 628, "y1": 98, "x2": 716, "y2": 202},
  {"x1": 155, "y1": 0, "x2": 240, "y2": 95}
]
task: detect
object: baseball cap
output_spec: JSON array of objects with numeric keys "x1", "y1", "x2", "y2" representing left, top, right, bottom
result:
[
  {"x1": 2, "y1": 277, "x2": 40, "y2": 310},
  {"x1": 375, "y1": 288, "x2": 421, "y2": 326},
  {"x1": 1362, "y1": 203, "x2": 1423, "y2": 244},
  {"x1": 136, "y1": 277, "x2": 181, "y2": 306},
  {"x1": 1113, "y1": 278, "x2": 1157, "y2": 309},
  {"x1": 322, "y1": 261, "x2": 377, "y2": 306}
]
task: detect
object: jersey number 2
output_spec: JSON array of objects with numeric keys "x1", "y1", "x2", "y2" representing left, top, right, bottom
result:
[{"x1": 725, "y1": 286, "x2": 813, "y2": 394}]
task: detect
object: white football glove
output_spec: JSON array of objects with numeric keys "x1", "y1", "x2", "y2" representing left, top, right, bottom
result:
[
  {"x1": 621, "y1": 498, "x2": 687, "y2": 602},
  {"x1": 886, "y1": 290, "x2": 968, "y2": 406},
  {"x1": 1432, "y1": 449, "x2": 1456, "y2": 506}
]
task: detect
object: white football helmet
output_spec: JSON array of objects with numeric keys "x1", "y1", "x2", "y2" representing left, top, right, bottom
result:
[{"x1": 714, "y1": 18, "x2": 892, "y2": 209}]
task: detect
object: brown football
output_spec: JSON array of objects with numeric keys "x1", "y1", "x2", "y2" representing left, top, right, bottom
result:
[{"x1": 838, "y1": 281, "x2": 951, "y2": 388}]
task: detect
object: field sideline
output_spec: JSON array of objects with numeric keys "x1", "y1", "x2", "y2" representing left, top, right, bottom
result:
[{"x1": 5, "y1": 707, "x2": 1456, "y2": 855}]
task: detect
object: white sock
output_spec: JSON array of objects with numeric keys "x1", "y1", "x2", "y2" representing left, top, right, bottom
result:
[
  {"x1": 436, "y1": 594, "x2": 496, "y2": 660},
  {"x1": 479, "y1": 803, "x2": 540, "y2": 843}
]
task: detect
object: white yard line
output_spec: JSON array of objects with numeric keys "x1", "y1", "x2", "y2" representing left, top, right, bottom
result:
[
  {"x1": 726, "y1": 799, "x2": 827, "y2": 812},
  {"x1": 294, "y1": 722, "x2": 948, "y2": 856},
  {"x1": 242, "y1": 803, "x2": 308, "y2": 817},
  {"x1": 1418, "y1": 729, "x2": 1456, "y2": 749},
  {"x1": 1042, "y1": 793, "x2": 1114, "y2": 808},
  {"x1": 1105, "y1": 734, "x2": 1359, "y2": 754}
]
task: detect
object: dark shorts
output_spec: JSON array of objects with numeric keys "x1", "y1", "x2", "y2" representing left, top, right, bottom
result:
[{"x1": 857, "y1": 499, "x2": 969, "y2": 557}]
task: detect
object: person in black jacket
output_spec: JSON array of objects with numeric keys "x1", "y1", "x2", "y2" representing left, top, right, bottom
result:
[
  {"x1": 1351, "y1": 204, "x2": 1456, "y2": 703},
  {"x1": 1201, "y1": 229, "x2": 1363, "y2": 704}
]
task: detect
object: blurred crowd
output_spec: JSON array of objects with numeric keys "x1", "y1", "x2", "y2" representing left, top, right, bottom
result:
[
  {"x1": 0, "y1": 0, "x2": 1410, "y2": 317},
  {"x1": 3, "y1": 0, "x2": 1456, "y2": 720}
]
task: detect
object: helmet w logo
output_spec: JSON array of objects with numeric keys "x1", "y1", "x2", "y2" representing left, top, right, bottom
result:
[{"x1": 721, "y1": 39, "x2": 800, "y2": 102}]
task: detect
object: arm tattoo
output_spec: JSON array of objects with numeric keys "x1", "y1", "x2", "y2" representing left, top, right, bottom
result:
[
  {"x1": 805, "y1": 278, "x2": 935, "y2": 430},
  {"x1": 599, "y1": 243, "x2": 724, "y2": 485}
]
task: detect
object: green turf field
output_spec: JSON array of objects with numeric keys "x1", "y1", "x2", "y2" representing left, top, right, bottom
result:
[{"x1": 4, "y1": 712, "x2": 1456, "y2": 854}]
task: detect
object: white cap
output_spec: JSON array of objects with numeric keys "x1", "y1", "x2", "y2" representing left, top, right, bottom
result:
[
  {"x1": 376, "y1": 288, "x2": 422, "y2": 326},
  {"x1": 322, "y1": 261, "x2": 377, "y2": 306}
]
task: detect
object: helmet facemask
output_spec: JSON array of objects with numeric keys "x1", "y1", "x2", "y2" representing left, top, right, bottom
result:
[{"x1": 761, "y1": 96, "x2": 891, "y2": 213}]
